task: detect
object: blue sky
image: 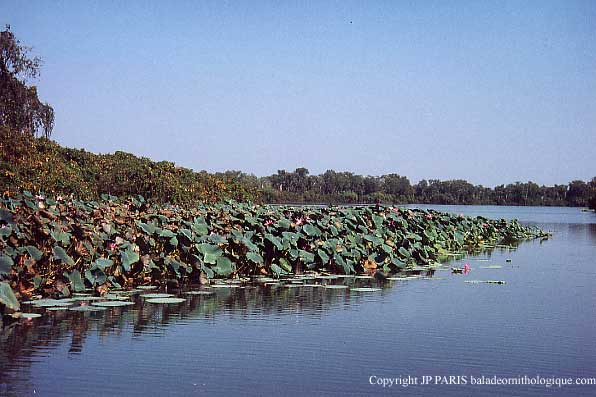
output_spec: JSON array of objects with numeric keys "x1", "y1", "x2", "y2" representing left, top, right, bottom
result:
[{"x1": 2, "y1": 0, "x2": 595, "y2": 186}]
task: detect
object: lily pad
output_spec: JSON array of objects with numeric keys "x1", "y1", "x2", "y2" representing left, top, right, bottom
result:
[
  {"x1": 33, "y1": 299, "x2": 75, "y2": 307},
  {"x1": 350, "y1": 287, "x2": 382, "y2": 292},
  {"x1": 324, "y1": 285, "x2": 349, "y2": 289},
  {"x1": 211, "y1": 284, "x2": 241, "y2": 288},
  {"x1": 93, "y1": 301, "x2": 135, "y2": 307},
  {"x1": 69, "y1": 305, "x2": 109, "y2": 311},
  {"x1": 13, "y1": 312, "x2": 42, "y2": 319},
  {"x1": 184, "y1": 291, "x2": 214, "y2": 295},
  {"x1": 145, "y1": 297, "x2": 186, "y2": 304},
  {"x1": 137, "y1": 286, "x2": 158, "y2": 290},
  {"x1": 140, "y1": 293, "x2": 174, "y2": 299}
]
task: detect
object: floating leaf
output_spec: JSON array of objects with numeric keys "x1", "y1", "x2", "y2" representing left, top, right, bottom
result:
[
  {"x1": 145, "y1": 297, "x2": 186, "y2": 304},
  {"x1": 324, "y1": 285, "x2": 349, "y2": 289},
  {"x1": 13, "y1": 312, "x2": 42, "y2": 319},
  {"x1": 350, "y1": 287, "x2": 382, "y2": 292},
  {"x1": 93, "y1": 301, "x2": 134, "y2": 307},
  {"x1": 69, "y1": 305, "x2": 109, "y2": 312}
]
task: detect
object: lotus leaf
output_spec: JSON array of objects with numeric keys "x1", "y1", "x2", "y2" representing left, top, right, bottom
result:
[
  {"x1": 52, "y1": 246, "x2": 75, "y2": 266},
  {"x1": 93, "y1": 301, "x2": 134, "y2": 307},
  {"x1": 120, "y1": 247, "x2": 139, "y2": 272},
  {"x1": 69, "y1": 305, "x2": 109, "y2": 311},
  {"x1": 0, "y1": 255, "x2": 14, "y2": 276},
  {"x1": 25, "y1": 246, "x2": 43, "y2": 261},
  {"x1": 65, "y1": 270, "x2": 85, "y2": 292},
  {"x1": 145, "y1": 297, "x2": 186, "y2": 304},
  {"x1": 0, "y1": 282, "x2": 20, "y2": 310}
]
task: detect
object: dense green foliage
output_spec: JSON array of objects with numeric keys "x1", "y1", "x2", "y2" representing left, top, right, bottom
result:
[
  {"x1": 0, "y1": 126, "x2": 257, "y2": 204},
  {"x1": 0, "y1": 26, "x2": 54, "y2": 138},
  {"x1": 0, "y1": 191, "x2": 546, "y2": 308}
]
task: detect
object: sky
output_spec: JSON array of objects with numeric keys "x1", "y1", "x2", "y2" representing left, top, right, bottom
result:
[{"x1": 2, "y1": 0, "x2": 595, "y2": 186}]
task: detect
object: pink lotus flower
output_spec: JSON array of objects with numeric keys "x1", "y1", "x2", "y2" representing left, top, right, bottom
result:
[
  {"x1": 482, "y1": 223, "x2": 489, "y2": 227},
  {"x1": 463, "y1": 263, "x2": 471, "y2": 274},
  {"x1": 56, "y1": 195, "x2": 63, "y2": 201},
  {"x1": 295, "y1": 217, "x2": 305, "y2": 226},
  {"x1": 110, "y1": 243, "x2": 117, "y2": 250},
  {"x1": 425, "y1": 214, "x2": 433, "y2": 220},
  {"x1": 392, "y1": 207, "x2": 400, "y2": 213},
  {"x1": 263, "y1": 220, "x2": 274, "y2": 227},
  {"x1": 35, "y1": 194, "x2": 45, "y2": 201}
]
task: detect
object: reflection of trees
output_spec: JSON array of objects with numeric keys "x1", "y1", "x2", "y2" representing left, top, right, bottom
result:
[{"x1": 1, "y1": 279, "x2": 392, "y2": 374}]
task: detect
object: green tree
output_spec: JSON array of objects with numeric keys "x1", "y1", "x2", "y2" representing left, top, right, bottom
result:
[{"x1": 0, "y1": 25, "x2": 54, "y2": 137}]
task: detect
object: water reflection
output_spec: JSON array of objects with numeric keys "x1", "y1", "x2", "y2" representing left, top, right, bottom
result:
[
  {"x1": 567, "y1": 223, "x2": 596, "y2": 244},
  {"x1": 0, "y1": 236, "x2": 551, "y2": 397},
  {"x1": 0, "y1": 278, "x2": 402, "y2": 394}
]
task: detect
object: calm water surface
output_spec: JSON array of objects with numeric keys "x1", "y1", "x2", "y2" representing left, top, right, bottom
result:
[{"x1": 1, "y1": 206, "x2": 595, "y2": 396}]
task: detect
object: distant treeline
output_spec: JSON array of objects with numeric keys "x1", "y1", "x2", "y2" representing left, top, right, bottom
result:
[
  {"x1": 233, "y1": 168, "x2": 596, "y2": 207},
  {"x1": 1, "y1": 128, "x2": 595, "y2": 208}
]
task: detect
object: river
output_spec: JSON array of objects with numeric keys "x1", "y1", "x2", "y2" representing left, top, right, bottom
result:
[{"x1": 1, "y1": 206, "x2": 594, "y2": 396}]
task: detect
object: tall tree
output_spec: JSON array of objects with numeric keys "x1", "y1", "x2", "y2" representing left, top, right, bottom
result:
[{"x1": 0, "y1": 25, "x2": 54, "y2": 137}]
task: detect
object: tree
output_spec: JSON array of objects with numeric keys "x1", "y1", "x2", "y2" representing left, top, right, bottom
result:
[
  {"x1": 566, "y1": 180, "x2": 590, "y2": 207},
  {"x1": 0, "y1": 25, "x2": 54, "y2": 137}
]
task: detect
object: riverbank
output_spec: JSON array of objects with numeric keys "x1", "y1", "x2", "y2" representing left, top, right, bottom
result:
[{"x1": 0, "y1": 191, "x2": 548, "y2": 312}]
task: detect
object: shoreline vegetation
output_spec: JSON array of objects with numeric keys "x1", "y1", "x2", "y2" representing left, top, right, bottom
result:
[
  {"x1": 0, "y1": 191, "x2": 548, "y2": 315},
  {"x1": 1, "y1": 128, "x2": 596, "y2": 208}
]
